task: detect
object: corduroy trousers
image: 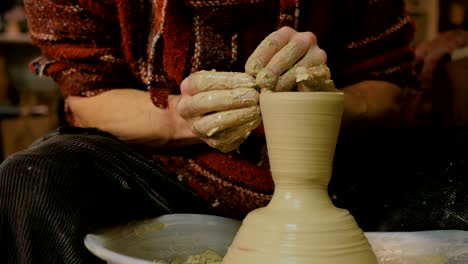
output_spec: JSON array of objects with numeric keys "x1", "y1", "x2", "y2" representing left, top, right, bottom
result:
[{"x1": 0, "y1": 127, "x2": 209, "y2": 264}]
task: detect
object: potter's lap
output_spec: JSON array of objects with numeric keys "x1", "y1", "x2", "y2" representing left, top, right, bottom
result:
[{"x1": 0, "y1": 127, "x2": 123, "y2": 188}]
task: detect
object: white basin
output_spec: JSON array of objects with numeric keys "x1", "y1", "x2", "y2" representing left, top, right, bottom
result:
[{"x1": 84, "y1": 214, "x2": 468, "y2": 264}]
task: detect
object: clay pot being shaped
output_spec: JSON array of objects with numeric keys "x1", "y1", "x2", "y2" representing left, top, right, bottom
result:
[{"x1": 222, "y1": 92, "x2": 377, "y2": 264}]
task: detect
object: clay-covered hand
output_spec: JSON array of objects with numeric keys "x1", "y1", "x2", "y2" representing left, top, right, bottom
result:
[
  {"x1": 245, "y1": 26, "x2": 328, "y2": 92},
  {"x1": 295, "y1": 65, "x2": 336, "y2": 92},
  {"x1": 176, "y1": 70, "x2": 261, "y2": 153}
]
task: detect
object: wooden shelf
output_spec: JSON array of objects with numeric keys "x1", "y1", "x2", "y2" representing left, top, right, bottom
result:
[
  {"x1": 0, "y1": 104, "x2": 49, "y2": 117},
  {"x1": 0, "y1": 33, "x2": 32, "y2": 44}
]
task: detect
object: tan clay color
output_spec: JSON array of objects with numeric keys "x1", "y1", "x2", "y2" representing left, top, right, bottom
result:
[
  {"x1": 296, "y1": 66, "x2": 336, "y2": 92},
  {"x1": 193, "y1": 106, "x2": 260, "y2": 137},
  {"x1": 222, "y1": 92, "x2": 377, "y2": 264},
  {"x1": 191, "y1": 71, "x2": 257, "y2": 92},
  {"x1": 275, "y1": 46, "x2": 327, "y2": 92},
  {"x1": 177, "y1": 88, "x2": 259, "y2": 118}
]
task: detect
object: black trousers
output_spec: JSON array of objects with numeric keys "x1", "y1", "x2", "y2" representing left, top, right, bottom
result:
[
  {"x1": 1, "y1": 126, "x2": 468, "y2": 263},
  {"x1": 0, "y1": 127, "x2": 208, "y2": 264}
]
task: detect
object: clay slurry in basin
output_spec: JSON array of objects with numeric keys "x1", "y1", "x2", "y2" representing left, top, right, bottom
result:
[
  {"x1": 222, "y1": 92, "x2": 377, "y2": 264},
  {"x1": 157, "y1": 250, "x2": 222, "y2": 264}
]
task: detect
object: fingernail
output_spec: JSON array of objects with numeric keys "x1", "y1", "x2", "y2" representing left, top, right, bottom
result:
[{"x1": 180, "y1": 77, "x2": 191, "y2": 95}]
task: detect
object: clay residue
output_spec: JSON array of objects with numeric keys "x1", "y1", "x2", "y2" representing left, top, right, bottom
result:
[
  {"x1": 193, "y1": 71, "x2": 257, "y2": 91},
  {"x1": 295, "y1": 65, "x2": 335, "y2": 92},
  {"x1": 194, "y1": 106, "x2": 260, "y2": 137},
  {"x1": 245, "y1": 38, "x2": 281, "y2": 76},
  {"x1": 134, "y1": 222, "x2": 166, "y2": 237},
  {"x1": 255, "y1": 68, "x2": 277, "y2": 90},
  {"x1": 154, "y1": 250, "x2": 222, "y2": 264}
]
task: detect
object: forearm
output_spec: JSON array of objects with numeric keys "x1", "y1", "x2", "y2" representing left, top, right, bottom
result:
[
  {"x1": 68, "y1": 89, "x2": 201, "y2": 148},
  {"x1": 339, "y1": 80, "x2": 402, "y2": 132}
]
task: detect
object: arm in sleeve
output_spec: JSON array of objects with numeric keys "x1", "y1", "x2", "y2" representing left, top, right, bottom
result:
[{"x1": 24, "y1": 0, "x2": 141, "y2": 98}]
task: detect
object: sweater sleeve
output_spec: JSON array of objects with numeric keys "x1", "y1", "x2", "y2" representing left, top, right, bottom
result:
[
  {"x1": 327, "y1": 0, "x2": 418, "y2": 88},
  {"x1": 24, "y1": 0, "x2": 140, "y2": 98}
]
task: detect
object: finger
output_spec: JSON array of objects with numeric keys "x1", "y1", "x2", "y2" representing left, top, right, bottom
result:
[
  {"x1": 206, "y1": 135, "x2": 246, "y2": 153},
  {"x1": 296, "y1": 65, "x2": 331, "y2": 84},
  {"x1": 245, "y1": 26, "x2": 296, "y2": 76},
  {"x1": 193, "y1": 106, "x2": 260, "y2": 137},
  {"x1": 176, "y1": 88, "x2": 259, "y2": 118},
  {"x1": 298, "y1": 79, "x2": 335, "y2": 92},
  {"x1": 275, "y1": 45, "x2": 327, "y2": 92},
  {"x1": 204, "y1": 118, "x2": 262, "y2": 153},
  {"x1": 256, "y1": 32, "x2": 317, "y2": 90},
  {"x1": 181, "y1": 71, "x2": 256, "y2": 95},
  {"x1": 296, "y1": 66, "x2": 335, "y2": 92}
]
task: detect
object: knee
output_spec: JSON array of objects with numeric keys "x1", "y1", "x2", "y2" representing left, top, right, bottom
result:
[
  {"x1": 0, "y1": 150, "x2": 59, "y2": 200},
  {"x1": 0, "y1": 154, "x2": 44, "y2": 213},
  {"x1": 0, "y1": 134, "x2": 99, "y2": 199},
  {"x1": 0, "y1": 151, "x2": 37, "y2": 183}
]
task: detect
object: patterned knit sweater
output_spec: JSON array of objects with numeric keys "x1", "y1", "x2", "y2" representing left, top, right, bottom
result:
[{"x1": 25, "y1": 0, "x2": 416, "y2": 219}]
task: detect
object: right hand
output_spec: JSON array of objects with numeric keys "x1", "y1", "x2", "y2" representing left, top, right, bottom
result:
[
  {"x1": 176, "y1": 71, "x2": 261, "y2": 153},
  {"x1": 245, "y1": 26, "x2": 329, "y2": 92}
]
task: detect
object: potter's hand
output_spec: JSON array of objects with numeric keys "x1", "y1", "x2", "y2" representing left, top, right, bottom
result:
[
  {"x1": 295, "y1": 65, "x2": 336, "y2": 92},
  {"x1": 176, "y1": 71, "x2": 261, "y2": 153},
  {"x1": 245, "y1": 26, "x2": 328, "y2": 92}
]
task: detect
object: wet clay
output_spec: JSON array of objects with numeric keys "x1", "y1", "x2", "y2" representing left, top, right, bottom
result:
[
  {"x1": 203, "y1": 118, "x2": 261, "y2": 153},
  {"x1": 178, "y1": 88, "x2": 258, "y2": 118},
  {"x1": 193, "y1": 106, "x2": 260, "y2": 137},
  {"x1": 255, "y1": 42, "x2": 303, "y2": 90},
  {"x1": 222, "y1": 92, "x2": 377, "y2": 263},
  {"x1": 191, "y1": 71, "x2": 257, "y2": 92},
  {"x1": 295, "y1": 65, "x2": 335, "y2": 92}
]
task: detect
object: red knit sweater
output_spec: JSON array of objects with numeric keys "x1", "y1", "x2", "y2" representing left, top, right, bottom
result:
[{"x1": 25, "y1": 0, "x2": 416, "y2": 218}]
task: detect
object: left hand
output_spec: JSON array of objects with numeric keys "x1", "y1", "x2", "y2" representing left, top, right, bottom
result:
[
  {"x1": 176, "y1": 71, "x2": 261, "y2": 153},
  {"x1": 245, "y1": 26, "x2": 329, "y2": 92}
]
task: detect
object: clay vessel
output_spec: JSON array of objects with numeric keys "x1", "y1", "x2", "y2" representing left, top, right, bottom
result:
[{"x1": 222, "y1": 92, "x2": 377, "y2": 264}]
